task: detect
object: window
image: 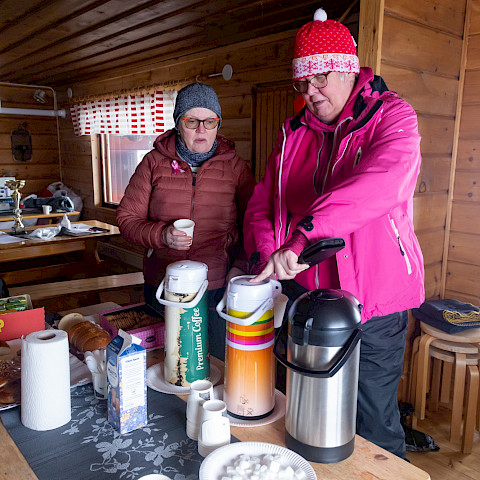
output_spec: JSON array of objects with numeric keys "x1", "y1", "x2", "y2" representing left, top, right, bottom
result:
[
  {"x1": 100, "y1": 134, "x2": 156, "y2": 205},
  {"x1": 70, "y1": 89, "x2": 176, "y2": 206}
]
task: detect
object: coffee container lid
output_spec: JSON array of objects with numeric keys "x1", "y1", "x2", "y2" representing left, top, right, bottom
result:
[
  {"x1": 227, "y1": 275, "x2": 281, "y2": 312},
  {"x1": 289, "y1": 289, "x2": 362, "y2": 347},
  {"x1": 165, "y1": 260, "x2": 208, "y2": 294}
]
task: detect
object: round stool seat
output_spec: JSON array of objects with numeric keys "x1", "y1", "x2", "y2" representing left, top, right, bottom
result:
[
  {"x1": 430, "y1": 338, "x2": 479, "y2": 355},
  {"x1": 430, "y1": 345, "x2": 480, "y2": 365},
  {"x1": 420, "y1": 321, "x2": 480, "y2": 343}
]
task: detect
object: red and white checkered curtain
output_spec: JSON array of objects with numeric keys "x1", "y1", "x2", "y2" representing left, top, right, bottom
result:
[{"x1": 70, "y1": 90, "x2": 176, "y2": 136}]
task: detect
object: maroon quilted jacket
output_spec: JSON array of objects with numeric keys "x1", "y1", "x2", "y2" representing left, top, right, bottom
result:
[{"x1": 116, "y1": 130, "x2": 256, "y2": 290}]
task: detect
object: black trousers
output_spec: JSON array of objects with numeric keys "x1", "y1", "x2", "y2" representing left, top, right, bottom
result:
[
  {"x1": 144, "y1": 283, "x2": 227, "y2": 361},
  {"x1": 357, "y1": 311, "x2": 408, "y2": 459},
  {"x1": 280, "y1": 280, "x2": 408, "y2": 460}
]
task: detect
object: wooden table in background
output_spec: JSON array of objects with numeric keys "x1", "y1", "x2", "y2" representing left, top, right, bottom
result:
[
  {"x1": 0, "y1": 303, "x2": 431, "y2": 480},
  {"x1": 0, "y1": 209, "x2": 80, "y2": 225},
  {"x1": 0, "y1": 220, "x2": 120, "y2": 287}
]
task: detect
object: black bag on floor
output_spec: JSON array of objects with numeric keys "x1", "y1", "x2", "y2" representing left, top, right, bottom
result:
[{"x1": 399, "y1": 402, "x2": 440, "y2": 453}]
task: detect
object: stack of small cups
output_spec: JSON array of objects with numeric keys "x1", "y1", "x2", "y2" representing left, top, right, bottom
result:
[{"x1": 186, "y1": 380, "x2": 231, "y2": 457}]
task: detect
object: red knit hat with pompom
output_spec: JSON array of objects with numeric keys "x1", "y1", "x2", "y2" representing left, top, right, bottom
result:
[{"x1": 292, "y1": 8, "x2": 360, "y2": 80}]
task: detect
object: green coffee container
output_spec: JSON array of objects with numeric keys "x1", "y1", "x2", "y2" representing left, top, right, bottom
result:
[{"x1": 156, "y1": 261, "x2": 210, "y2": 386}]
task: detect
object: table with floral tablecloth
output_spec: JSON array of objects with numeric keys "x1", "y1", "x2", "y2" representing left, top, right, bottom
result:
[{"x1": 0, "y1": 384, "x2": 212, "y2": 480}]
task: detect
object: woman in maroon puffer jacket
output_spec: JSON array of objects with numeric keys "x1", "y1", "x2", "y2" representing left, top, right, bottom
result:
[{"x1": 117, "y1": 83, "x2": 256, "y2": 359}]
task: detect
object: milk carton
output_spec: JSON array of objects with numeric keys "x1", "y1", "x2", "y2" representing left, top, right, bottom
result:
[{"x1": 106, "y1": 329, "x2": 147, "y2": 433}]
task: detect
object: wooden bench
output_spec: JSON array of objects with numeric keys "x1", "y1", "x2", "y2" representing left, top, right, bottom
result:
[{"x1": 9, "y1": 272, "x2": 145, "y2": 311}]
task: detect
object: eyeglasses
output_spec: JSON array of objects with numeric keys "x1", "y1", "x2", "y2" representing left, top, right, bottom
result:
[
  {"x1": 293, "y1": 73, "x2": 330, "y2": 93},
  {"x1": 182, "y1": 117, "x2": 220, "y2": 130}
]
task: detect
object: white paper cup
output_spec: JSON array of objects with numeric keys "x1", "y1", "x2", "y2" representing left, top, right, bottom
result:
[
  {"x1": 198, "y1": 399, "x2": 230, "y2": 456},
  {"x1": 42, "y1": 205, "x2": 52, "y2": 215},
  {"x1": 173, "y1": 219, "x2": 195, "y2": 239},
  {"x1": 274, "y1": 293, "x2": 289, "y2": 328},
  {"x1": 186, "y1": 379, "x2": 214, "y2": 440},
  {"x1": 92, "y1": 371, "x2": 107, "y2": 399}
]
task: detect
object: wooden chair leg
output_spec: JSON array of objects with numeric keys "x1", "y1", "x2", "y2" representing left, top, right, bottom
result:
[
  {"x1": 462, "y1": 365, "x2": 479, "y2": 454},
  {"x1": 429, "y1": 357, "x2": 442, "y2": 412},
  {"x1": 440, "y1": 361, "x2": 453, "y2": 405},
  {"x1": 450, "y1": 352, "x2": 467, "y2": 445},
  {"x1": 414, "y1": 333, "x2": 435, "y2": 421}
]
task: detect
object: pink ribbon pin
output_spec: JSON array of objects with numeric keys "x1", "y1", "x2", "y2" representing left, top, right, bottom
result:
[{"x1": 171, "y1": 160, "x2": 185, "y2": 174}]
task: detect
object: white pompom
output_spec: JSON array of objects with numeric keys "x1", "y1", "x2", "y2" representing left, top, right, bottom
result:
[{"x1": 314, "y1": 8, "x2": 328, "y2": 22}]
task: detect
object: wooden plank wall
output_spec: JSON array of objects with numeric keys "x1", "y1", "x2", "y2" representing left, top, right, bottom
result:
[
  {"x1": 448, "y1": 0, "x2": 480, "y2": 305},
  {"x1": 381, "y1": 0, "x2": 467, "y2": 301},
  {"x1": 0, "y1": 86, "x2": 61, "y2": 197},
  {"x1": 57, "y1": 28, "x2": 304, "y2": 227}
]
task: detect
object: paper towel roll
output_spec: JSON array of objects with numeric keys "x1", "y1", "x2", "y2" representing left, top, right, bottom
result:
[{"x1": 21, "y1": 330, "x2": 71, "y2": 431}]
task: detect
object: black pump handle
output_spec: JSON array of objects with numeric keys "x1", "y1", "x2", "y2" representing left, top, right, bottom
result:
[{"x1": 273, "y1": 321, "x2": 362, "y2": 378}]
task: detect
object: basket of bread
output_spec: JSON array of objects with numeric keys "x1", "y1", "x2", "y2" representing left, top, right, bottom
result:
[{"x1": 58, "y1": 313, "x2": 111, "y2": 354}]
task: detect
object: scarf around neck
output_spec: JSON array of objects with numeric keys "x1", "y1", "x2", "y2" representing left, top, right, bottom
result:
[{"x1": 175, "y1": 133, "x2": 217, "y2": 167}]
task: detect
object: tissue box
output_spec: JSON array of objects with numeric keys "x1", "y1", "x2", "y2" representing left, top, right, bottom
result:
[
  {"x1": 0, "y1": 294, "x2": 45, "y2": 341},
  {"x1": 106, "y1": 331, "x2": 147, "y2": 434},
  {"x1": 99, "y1": 303, "x2": 164, "y2": 350}
]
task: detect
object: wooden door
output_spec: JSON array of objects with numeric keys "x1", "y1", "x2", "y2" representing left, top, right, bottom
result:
[{"x1": 253, "y1": 83, "x2": 299, "y2": 182}]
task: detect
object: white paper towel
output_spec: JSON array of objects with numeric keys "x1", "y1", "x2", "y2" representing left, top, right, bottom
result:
[{"x1": 21, "y1": 330, "x2": 72, "y2": 431}]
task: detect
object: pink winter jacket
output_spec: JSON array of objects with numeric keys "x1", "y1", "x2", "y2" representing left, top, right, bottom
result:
[{"x1": 244, "y1": 68, "x2": 425, "y2": 323}]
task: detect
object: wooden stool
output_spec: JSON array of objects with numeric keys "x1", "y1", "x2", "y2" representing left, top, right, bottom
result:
[
  {"x1": 428, "y1": 345, "x2": 479, "y2": 453},
  {"x1": 410, "y1": 321, "x2": 480, "y2": 452}
]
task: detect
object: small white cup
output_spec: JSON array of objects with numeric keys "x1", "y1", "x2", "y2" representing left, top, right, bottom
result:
[
  {"x1": 186, "y1": 379, "x2": 214, "y2": 440},
  {"x1": 198, "y1": 399, "x2": 230, "y2": 457},
  {"x1": 92, "y1": 371, "x2": 107, "y2": 399},
  {"x1": 42, "y1": 205, "x2": 52, "y2": 215},
  {"x1": 274, "y1": 293, "x2": 289, "y2": 329},
  {"x1": 173, "y1": 218, "x2": 195, "y2": 243}
]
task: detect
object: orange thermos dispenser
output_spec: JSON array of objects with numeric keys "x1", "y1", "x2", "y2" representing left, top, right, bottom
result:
[{"x1": 216, "y1": 275, "x2": 282, "y2": 420}]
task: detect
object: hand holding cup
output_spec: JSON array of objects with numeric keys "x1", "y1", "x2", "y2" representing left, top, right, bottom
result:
[{"x1": 162, "y1": 219, "x2": 194, "y2": 250}]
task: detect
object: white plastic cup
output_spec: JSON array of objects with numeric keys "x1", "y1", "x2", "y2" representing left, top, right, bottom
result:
[
  {"x1": 173, "y1": 219, "x2": 195, "y2": 242},
  {"x1": 92, "y1": 371, "x2": 107, "y2": 399},
  {"x1": 198, "y1": 399, "x2": 230, "y2": 456},
  {"x1": 273, "y1": 293, "x2": 289, "y2": 329},
  {"x1": 42, "y1": 205, "x2": 52, "y2": 215},
  {"x1": 186, "y1": 379, "x2": 214, "y2": 440}
]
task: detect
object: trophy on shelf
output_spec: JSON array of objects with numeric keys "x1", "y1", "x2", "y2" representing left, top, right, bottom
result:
[{"x1": 5, "y1": 179, "x2": 26, "y2": 234}]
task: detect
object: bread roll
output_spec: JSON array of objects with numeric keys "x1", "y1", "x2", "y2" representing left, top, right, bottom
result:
[{"x1": 67, "y1": 321, "x2": 111, "y2": 353}]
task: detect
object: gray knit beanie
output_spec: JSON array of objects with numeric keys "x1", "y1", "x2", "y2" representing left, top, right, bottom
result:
[{"x1": 173, "y1": 83, "x2": 222, "y2": 129}]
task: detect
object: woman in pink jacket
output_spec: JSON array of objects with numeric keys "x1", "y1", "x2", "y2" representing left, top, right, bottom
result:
[{"x1": 244, "y1": 9, "x2": 424, "y2": 459}]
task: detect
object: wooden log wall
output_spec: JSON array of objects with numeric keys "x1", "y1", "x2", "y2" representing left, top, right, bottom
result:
[
  {"x1": 0, "y1": 86, "x2": 61, "y2": 197},
  {"x1": 448, "y1": 0, "x2": 480, "y2": 306},
  {"x1": 380, "y1": 0, "x2": 467, "y2": 301}
]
